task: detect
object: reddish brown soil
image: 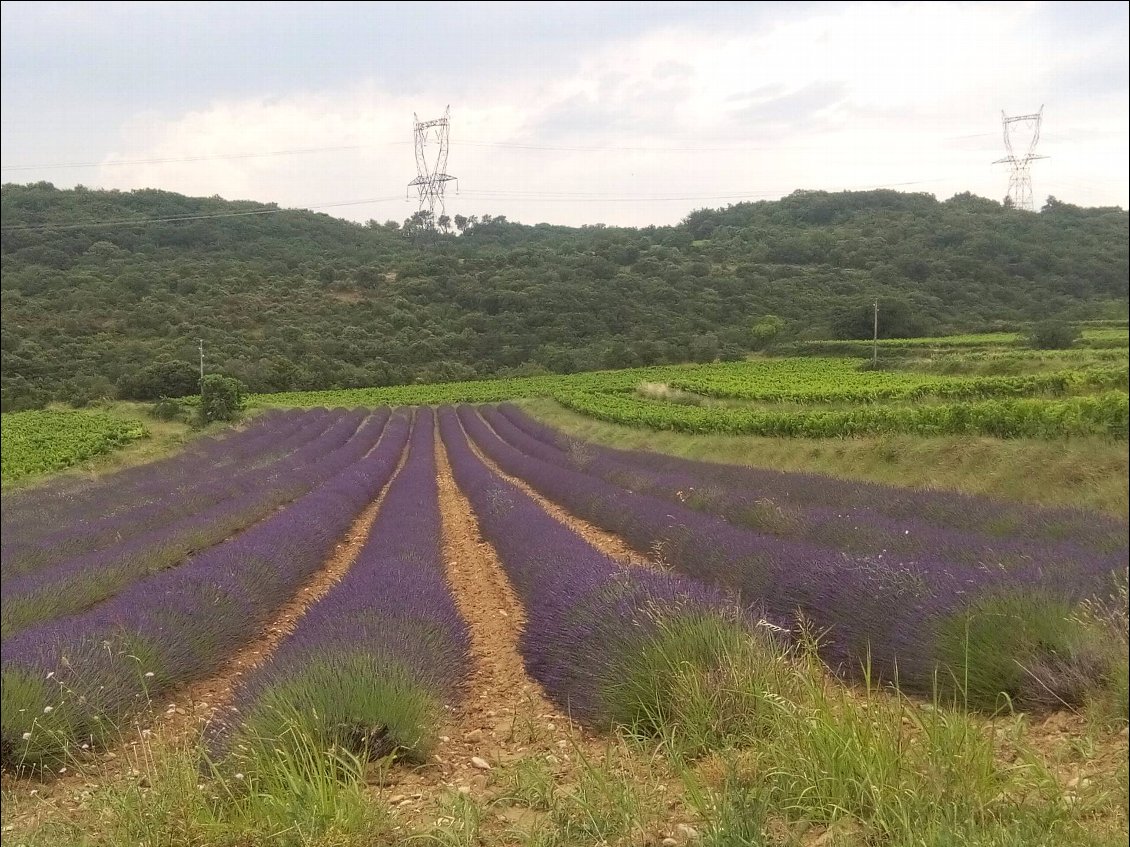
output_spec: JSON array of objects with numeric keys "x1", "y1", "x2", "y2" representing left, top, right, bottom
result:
[
  {"x1": 155, "y1": 421, "x2": 413, "y2": 743},
  {"x1": 158, "y1": 497, "x2": 390, "y2": 742}
]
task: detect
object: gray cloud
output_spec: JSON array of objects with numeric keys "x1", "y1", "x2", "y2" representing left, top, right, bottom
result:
[{"x1": 727, "y1": 82, "x2": 849, "y2": 132}]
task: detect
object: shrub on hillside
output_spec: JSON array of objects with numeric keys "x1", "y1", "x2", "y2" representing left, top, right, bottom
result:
[
  {"x1": 150, "y1": 396, "x2": 186, "y2": 422},
  {"x1": 116, "y1": 361, "x2": 199, "y2": 401},
  {"x1": 1026, "y1": 319, "x2": 1080, "y2": 350}
]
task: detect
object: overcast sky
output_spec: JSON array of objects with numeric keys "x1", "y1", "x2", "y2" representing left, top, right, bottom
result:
[{"x1": 1, "y1": 1, "x2": 1127, "y2": 227}]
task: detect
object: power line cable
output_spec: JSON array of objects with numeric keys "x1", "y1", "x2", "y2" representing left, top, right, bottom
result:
[
  {"x1": 0, "y1": 196, "x2": 404, "y2": 232},
  {"x1": 0, "y1": 145, "x2": 406, "y2": 172}
]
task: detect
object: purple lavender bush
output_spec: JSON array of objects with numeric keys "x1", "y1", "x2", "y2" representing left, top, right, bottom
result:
[
  {"x1": 1, "y1": 411, "x2": 410, "y2": 772},
  {"x1": 462, "y1": 405, "x2": 1122, "y2": 712},
  {"x1": 1, "y1": 410, "x2": 385, "y2": 637},
  {"x1": 1, "y1": 408, "x2": 339, "y2": 578},
  {"x1": 497, "y1": 403, "x2": 1127, "y2": 555},
  {"x1": 215, "y1": 408, "x2": 470, "y2": 768},
  {"x1": 438, "y1": 406, "x2": 775, "y2": 741},
  {"x1": 485, "y1": 406, "x2": 1125, "y2": 595},
  {"x1": 1, "y1": 409, "x2": 321, "y2": 554}
]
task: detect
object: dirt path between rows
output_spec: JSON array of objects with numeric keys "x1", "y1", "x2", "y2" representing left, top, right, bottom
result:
[
  {"x1": 372, "y1": 431, "x2": 602, "y2": 832},
  {"x1": 468, "y1": 409, "x2": 652, "y2": 568}
]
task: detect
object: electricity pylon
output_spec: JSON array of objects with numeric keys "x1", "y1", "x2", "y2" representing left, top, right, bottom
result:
[
  {"x1": 407, "y1": 106, "x2": 458, "y2": 218},
  {"x1": 993, "y1": 106, "x2": 1046, "y2": 211}
]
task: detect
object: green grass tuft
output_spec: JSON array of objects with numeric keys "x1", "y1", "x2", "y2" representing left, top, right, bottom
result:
[
  {"x1": 226, "y1": 651, "x2": 445, "y2": 777},
  {"x1": 600, "y1": 612, "x2": 789, "y2": 757},
  {"x1": 934, "y1": 592, "x2": 1117, "y2": 712}
]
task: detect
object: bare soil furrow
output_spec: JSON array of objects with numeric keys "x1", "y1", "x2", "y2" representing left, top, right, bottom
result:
[
  {"x1": 153, "y1": 417, "x2": 414, "y2": 745},
  {"x1": 470, "y1": 409, "x2": 652, "y2": 568},
  {"x1": 422, "y1": 433, "x2": 594, "y2": 789},
  {"x1": 6, "y1": 415, "x2": 411, "y2": 812}
]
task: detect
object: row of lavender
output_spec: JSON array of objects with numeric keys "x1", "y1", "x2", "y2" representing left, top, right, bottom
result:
[
  {"x1": 438, "y1": 406, "x2": 751, "y2": 726},
  {"x1": 214, "y1": 409, "x2": 471, "y2": 767},
  {"x1": 497, "y1": 404, "x2": 1127, "y2": 556},
  {"x1": 1, "y1": 410, "x2": 410, "y2": 770},
  {"x1": 1, "y1": 408, "x2": 320, "y2": 552},
  {"x1": 490, "y1": 405, "x2": 1125, "y2": 578},
  {"x1": 1, "y1": 409, "x2": 339, "y2": 578},
  {"x1": 1, "y1": 409, "x2": 387, "y2": 639},
  {"x1": 463, "y1": 405, "x2": 1125, "y2": 709},
  {"x1": 5, "y1": 403, "x2": 754, "y2": 772},
  {"x1": 206, "y1": 408, "x2": 780, "y2": 770}
]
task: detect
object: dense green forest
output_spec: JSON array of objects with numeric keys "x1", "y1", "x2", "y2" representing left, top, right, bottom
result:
[{"x1": 1, "y1": 182, "x2": 1126, "y2": 411}]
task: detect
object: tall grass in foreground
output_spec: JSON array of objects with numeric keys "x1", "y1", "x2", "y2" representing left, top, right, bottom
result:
[
  {"x1": 582, "y1": 614, "x2": 1125, "y2": 846},
  {"x1": 3, "y1": 615, "x2": 1126, "y2": 846},
  {"x1": 3, "y1": 727, "x2": 391, "y2": 847}
]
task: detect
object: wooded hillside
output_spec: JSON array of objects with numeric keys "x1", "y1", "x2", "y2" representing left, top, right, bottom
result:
[{"x1": 2, "y1": 182, "x2": 1126, "y2": 410}]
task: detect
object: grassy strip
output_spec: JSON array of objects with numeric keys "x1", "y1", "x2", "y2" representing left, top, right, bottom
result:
[
  {"x1": 553, "y1": 389, "x2": 1130, "y2": 439},
  {"x1": 515, "y1": 398, "x2": 1130, "y2": 516},
  {"x1": 3, "y1": 613, "x2": 1125, "y2": 846}
]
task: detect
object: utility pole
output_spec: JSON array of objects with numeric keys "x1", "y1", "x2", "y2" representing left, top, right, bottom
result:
[
  {"x1": 198, "y1": 339, "x2": 205, "y2": 384},
  {"x1": 993, "y1": 106, "x2": 1046, "y2": 212},
  {"x1": 872, "y1": 300, "x2": 879, "y2": 365}
]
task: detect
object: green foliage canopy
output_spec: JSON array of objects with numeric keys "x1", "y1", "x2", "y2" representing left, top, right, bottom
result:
[{"x1": 2, "y1": 183, "x2": 1126, "y2": 410}]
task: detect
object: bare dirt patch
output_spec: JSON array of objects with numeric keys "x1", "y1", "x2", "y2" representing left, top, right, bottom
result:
[
  {"x1": 327, "y1": 287, "x2": 364, "y2": 303},
  {"x1": 434, "y1": 435, "x2": 593, "y2": 762}
]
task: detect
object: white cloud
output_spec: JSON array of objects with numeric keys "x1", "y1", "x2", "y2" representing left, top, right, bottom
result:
[{"x1": 79, "y1": 1, "x2": 1129, "y2": 225}]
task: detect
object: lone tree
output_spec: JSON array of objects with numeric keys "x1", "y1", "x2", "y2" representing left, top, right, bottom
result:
[
  {"x1": 199, "y1": 374, "x2": 247, "y2": 423},
  {"x1": 1025, "y1": 318, "x2": 1079, "y2": 350}
]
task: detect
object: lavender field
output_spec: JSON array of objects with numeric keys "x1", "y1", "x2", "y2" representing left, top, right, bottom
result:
[{"x1": 2, "y1": 404, "x2": 1126, "y2": 845}]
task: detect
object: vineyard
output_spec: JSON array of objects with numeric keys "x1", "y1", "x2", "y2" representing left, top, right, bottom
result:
[
  {"x1": 2, "y1": 402, "x2": 1127, "y2": 845},
  {"x1": 553, "y1": 389, "x2": 1130, "y2": 437},
  {"x1": 250, "y1": 332, "x2": 1129, "y2": 441},
  {"x1": 0, "y1": 409, "x2": 148, "y2": 485},
  {"x1": 5, "y1": 350, "x2": 1124, "y2": 489}
]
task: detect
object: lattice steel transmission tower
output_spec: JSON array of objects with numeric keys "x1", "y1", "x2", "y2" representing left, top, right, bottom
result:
[
  {"x1": 993, "y1": 106, "x2": 1046, "y2": 211},
  {"x1": 407, "y1": 106, "x2": 458, "y2": 218}
]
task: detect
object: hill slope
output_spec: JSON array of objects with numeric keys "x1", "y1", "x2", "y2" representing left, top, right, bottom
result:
[{"x1": 1, "y1": 183, "x2": 1126, "y2": 410}]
